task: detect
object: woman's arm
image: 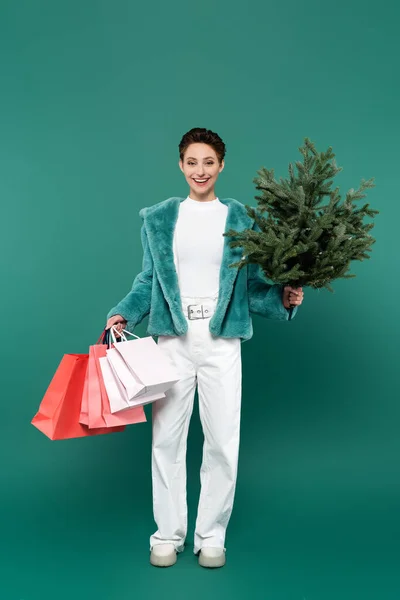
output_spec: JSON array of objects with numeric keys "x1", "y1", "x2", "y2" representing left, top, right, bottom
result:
[
  {"x1": 247, "y1": 262, "x2": 298, "y2": 321},
  {"x1": 246, "y1": 220, "x2": 298, "y2": 321},
  {"x1": 107, "y1": 222, "x2": 153, "y2": 331}
]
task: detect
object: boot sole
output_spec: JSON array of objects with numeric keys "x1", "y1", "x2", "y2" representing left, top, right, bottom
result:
[
  {"x1": 198, "y1": 553, "x2": 226, "y2": 568},
  {"x1": 150, "y1": 552, "x2": 177, "y2": 567}
]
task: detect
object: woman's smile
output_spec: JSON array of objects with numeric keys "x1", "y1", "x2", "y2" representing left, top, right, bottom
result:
[{"x1": 193, "y1": 177, "x2": 211, "y2": 187}]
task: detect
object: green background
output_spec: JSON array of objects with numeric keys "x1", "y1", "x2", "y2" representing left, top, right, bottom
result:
[{"x1": 1, "y1": 1, "x2": 399, "y2": 598}]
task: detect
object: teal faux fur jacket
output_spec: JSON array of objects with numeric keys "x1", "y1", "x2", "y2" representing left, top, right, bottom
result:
[{"x1": 107, "y1": 197, "x2": 298, "y2": 342}]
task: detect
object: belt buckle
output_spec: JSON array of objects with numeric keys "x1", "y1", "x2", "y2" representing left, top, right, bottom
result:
[
  {"x1": 187, "y1": 303, "x2": 204, "y2": 320},
  {"x1": 187, "y1": 303, "x2": 213, "y2": 320}
]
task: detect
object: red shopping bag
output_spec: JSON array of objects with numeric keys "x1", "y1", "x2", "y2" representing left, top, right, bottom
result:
[
  {"x1": 31, "y1": 353, "x2": 125, "y2": 440},
  {"x1": 80, "y1": 342, "x2": 147, "y2": 429}
]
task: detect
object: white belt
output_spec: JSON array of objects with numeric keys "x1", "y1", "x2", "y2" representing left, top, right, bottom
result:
[
  {"x1": 187, "y1": 303, "x2": 215, "y2": 320},
  {"x1": 181, "y1": 299, "x2": 217, "y2": 320}
]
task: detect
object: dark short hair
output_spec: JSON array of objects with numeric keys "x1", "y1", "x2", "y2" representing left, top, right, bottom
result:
[{"x1": 179, "y1": 127, "x2": 226, "y2": 163}]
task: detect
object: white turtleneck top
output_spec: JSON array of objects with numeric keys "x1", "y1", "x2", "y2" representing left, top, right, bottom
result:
[{"x1": 172, "y1": 195, "x2": 228, "y2": 298}]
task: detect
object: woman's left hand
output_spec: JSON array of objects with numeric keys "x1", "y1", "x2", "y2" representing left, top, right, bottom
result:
[{"x1": 282, "y1": 286, "x2": 304, "y2": 308}]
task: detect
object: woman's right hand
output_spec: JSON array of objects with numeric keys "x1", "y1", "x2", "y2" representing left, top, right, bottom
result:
[{"x1": 106, "y1": 314, "x2": 127, "y2": 337}]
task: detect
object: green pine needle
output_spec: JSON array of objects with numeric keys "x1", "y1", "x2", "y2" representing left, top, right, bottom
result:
[{"x1": 224, "y1": 138, "x2": 378, "y2": 290}]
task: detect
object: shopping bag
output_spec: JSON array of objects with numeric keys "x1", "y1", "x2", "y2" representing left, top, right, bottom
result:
[
  {"x1": 111, "y1": 328, "x2": 180, "y2": 397},
  {"x1": 102, "y1": 328, "x2": 168, "y2": 412},
  {"x1": 106, "y1": 343, "x2": 145, "y2": 400},
  {"x1": 31, "y1": 353, "x2": 125, "y2": 440},
  {"x1": 78, "y1": 356, "x2": 91, "y2": 426},
  {"x1": 98, "y1": 354, "x2": 166, "y2": 413},
  {"x1": 82, "y1": 341, "x2": 147, "y2": 428},
  {"x1": 79, "y1": 330, "x2": 104, "y2": 426}
]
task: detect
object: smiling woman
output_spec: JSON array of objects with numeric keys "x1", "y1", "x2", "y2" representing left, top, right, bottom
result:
[{"x1": 105, "y1": 126, "x2": 303, "y2": 569}]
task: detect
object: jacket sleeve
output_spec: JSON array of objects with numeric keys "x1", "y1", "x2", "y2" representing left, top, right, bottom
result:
[
  {"x1": 247, "y1": 221, "x2": 298, "y2": 321},
  {"x1": 106, "y1": 222, "x2": 153, "y2": 330}
]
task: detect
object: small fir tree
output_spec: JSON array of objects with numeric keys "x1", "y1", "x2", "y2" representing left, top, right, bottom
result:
[{"x1": 224, "y1": 138, "x2": 378, "y2": 293}]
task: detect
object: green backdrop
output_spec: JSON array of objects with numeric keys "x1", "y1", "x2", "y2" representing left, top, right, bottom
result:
[{"x1": 1, "y1": 1, "x2": 399, "y2": 599}]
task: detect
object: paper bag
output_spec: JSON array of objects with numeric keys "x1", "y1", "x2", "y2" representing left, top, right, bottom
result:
[
  {"x1": 98, "y1": 356, "x2": 166, "y2": 412},
  {"x1": 112, "y1": 333, "x2": 180, "y2": 397},
  {"x1": 82, "y1": 344, "x2": 147, "y2": 428},
  {"x1": 32, "y1": 353, "x2": 125, "y2": 440}
]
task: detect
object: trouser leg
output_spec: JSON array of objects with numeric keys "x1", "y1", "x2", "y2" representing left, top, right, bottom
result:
[
  {"x1": 149, "y1": 333, "x2": 196, "y2": 552},
  {"x1": 193, "y1": 330, "x2": 242, "y2": 554}
]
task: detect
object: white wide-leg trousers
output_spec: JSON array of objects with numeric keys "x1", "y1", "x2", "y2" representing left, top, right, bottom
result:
[{"x1": 149, "y1": 294, "x2": 242, "y2": 555}]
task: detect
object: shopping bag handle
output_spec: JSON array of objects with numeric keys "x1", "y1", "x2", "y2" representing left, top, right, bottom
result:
[
  {"x1": 120, "y1": 328, "x2": 140, "y2": 340},
  {"x1": 110, "y1": 326, "x2": 128, "y2": 345},
  {"x1": 97, "y1": 329, "x2": 107, "y2": 344},
  {"x1": 98, "y1": 326, "x2": 141, "y2": 349},
  {"x1": 95, "y1": 328, "x2": 126, "y2": 348},
  {"x1": 97, "y1": 329, "x2": 120, "y2": 348},
  {"x1": 110, "y1": 326, "x2": 140, "y2": 344}
]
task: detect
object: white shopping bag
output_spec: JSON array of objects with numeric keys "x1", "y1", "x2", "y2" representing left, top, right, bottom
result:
[
  {"x1": 110, "y1": 327, "x2": 180, "y2": 397},
  {"x1": 98, "y1": 355, "x2": 166, "y2": 412},
  {"x1": 106, "y1": 345, "x2": 145, "y2": 400}
]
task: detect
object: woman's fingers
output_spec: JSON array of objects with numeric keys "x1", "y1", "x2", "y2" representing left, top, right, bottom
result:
[
  {"x1": 286, "y1": 286, "x2": 303, "y2": 305},
  {"x1": 105, "y1": 315, "x2": 127, "y2": 330},
  {"x1": 111, "y1": 323, "x2": 122, "y2": 336},
  {"x1": 110, "y1": 320, "x2": 127, "y2": 338},
  {"x1": 289, "y1": 291, "x2": 303, "y2": 305}
]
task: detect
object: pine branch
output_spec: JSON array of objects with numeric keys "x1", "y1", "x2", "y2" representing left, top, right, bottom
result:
[{"x1": 224, "y1": 138, "x2": 378, "y2": 290}]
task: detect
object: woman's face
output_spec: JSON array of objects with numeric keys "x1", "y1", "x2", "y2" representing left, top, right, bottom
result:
[{"x1": 179, "y1": 143, "x2": 224, "y2": 201}]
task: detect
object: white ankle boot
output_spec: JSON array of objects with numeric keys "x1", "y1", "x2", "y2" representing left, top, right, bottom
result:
[
  {"x1": 198, "y1": 547, "x2": 226, "y2": 568},
  {"x1": 150, "y1": 543, "x2": 177, "y2": 567}
]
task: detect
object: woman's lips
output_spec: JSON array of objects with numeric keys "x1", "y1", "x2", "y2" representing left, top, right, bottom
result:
[{"x1": 193, "y1": 178, "x2": 210, "y2": 187}]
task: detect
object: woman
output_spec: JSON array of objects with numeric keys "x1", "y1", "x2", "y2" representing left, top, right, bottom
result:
[{"x1": 105, "y1": 128, "x2": 304, "y2": 569}]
